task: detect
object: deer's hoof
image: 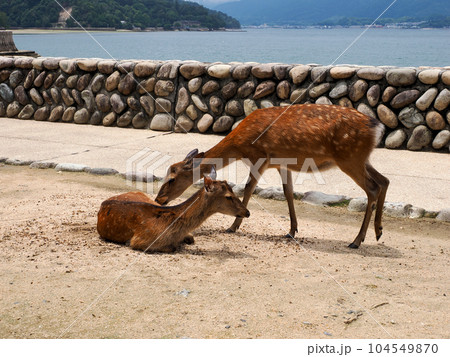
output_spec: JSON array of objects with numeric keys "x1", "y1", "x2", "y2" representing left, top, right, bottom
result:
[
  {"x1": 376, "y1": 227, "x2": 383, "y2": 241},
  {"x1": 225, "y1": 227, "x2": 236, "y2": 234},
  {"x1": 183, "y1": 235, "x2": 195, "y2": 245},
  {"x1": 348, "y1": 242, "x2": 359, "y2": 249},
  {"x1": 155, "y1": 244, "x2": 177, "y2": 254}
]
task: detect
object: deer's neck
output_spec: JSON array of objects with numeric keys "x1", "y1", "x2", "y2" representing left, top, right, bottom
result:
[
  {"x1": 169, "y1": 189, "x2": 214, "y2": 235},
  {"x1": 200, "y1": 137, "x2": 242, "y2": 173}
]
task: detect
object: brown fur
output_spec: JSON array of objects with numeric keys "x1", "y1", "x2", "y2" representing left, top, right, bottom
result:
[
  {"x1": 156, "y1": 104, "x2": 389, "y2": 248},
  {"x1": 97, "y1": 178, "x2": 250, "y2": 253}
]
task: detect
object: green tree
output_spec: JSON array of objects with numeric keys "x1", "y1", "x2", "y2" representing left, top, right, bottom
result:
[
  {"x1": 0, "y1": 11, "x2": 8, "y2": 28},
  {"x1": 0, "y1": 0, "x2": 241, "y2": 30}
]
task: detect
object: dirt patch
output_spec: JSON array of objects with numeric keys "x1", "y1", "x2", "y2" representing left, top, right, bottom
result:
[{"x1": 0, "y1": 165, "x2": 448, "y2": 338}]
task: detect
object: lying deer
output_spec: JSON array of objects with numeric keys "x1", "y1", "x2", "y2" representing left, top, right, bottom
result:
[
  {"x1": 97, "y1": 169, "x2": 250, "y2": 253},
  {"x1": 98, "y1": 190, "x2": 196, "y2": 245},
  {"x1": 156, "y1": 104, "x2": 389, "y2": 249}
]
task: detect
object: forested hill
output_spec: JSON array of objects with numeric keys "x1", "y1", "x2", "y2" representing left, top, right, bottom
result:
[{"x1": 0, "y1": 0, "x2": 240, "y2": 30}]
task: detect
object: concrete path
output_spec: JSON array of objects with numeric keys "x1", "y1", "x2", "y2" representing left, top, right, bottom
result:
[{"x1": 1, "y1": 117, "x2": 449, "y2": 211}]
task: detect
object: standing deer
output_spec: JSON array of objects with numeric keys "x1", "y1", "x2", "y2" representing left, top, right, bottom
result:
[
  {"x1": 97, "y1": 169, "x2": 250, "y2": 253},
  {"x1": 156, "y1": 104, "x2": 389, "y2": 248}
]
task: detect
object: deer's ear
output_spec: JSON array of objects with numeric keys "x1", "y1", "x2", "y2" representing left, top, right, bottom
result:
[
  {"x1": 192, "y1": 152, "x2": 205, "y2": 169},
  {"x1": 182, "y1": 159, "x2": 194, "y2": 170},
  {"x1": 184, "y1": 149, "x2": 199, "y2": 161},
  {"x1": 182, "y1": 149, "x2": 199, "y2": 170},
  {"x1": 204, "y1": 175, "x2": 214, "y2": 192},
  {"x1": 209, "y1": 165, "x2": 217, "y2": 180}
]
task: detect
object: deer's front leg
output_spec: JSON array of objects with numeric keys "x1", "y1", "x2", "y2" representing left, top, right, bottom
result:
[
  {"x1": 226, "y1": 173, "x2": 258, "y2": 233},
  {"x1": 183, "y1": 233, "x2": 195, "y2": 245},
  {"x1": 227, "y1": 159, "x2": 268, "y2": 233}
]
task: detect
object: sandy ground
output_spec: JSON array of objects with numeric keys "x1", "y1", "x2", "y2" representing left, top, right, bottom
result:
[{"x1": 0, "y1": 165, "x2": 449, "y2": 339}]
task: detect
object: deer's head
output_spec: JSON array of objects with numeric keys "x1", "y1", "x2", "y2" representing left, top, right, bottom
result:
[
  {"x1": 156, "y1": 149, "x2": 204, "y2": 205},
  {"x1": 202, "y1": 168, "x2": 250, "y2": 219}
]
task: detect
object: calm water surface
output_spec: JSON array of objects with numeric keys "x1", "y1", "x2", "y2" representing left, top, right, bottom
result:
[{"x1": 13, "y1": 28, "x2": 450, "y2": 67}]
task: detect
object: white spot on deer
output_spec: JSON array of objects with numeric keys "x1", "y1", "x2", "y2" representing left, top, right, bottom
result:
[{"x1": 317, "y1": 146, "x2": 326, "y2": 154}]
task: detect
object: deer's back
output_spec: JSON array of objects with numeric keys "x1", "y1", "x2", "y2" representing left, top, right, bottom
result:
[
  {"x1": 228, "y1": 104, "x2": 381, "y2": 160},
  {"x1": 106, "y1": 191, "x2": 158, "y2": 205},
  {"x1": 97, "y1": 199, "x2": 170, "y2": 244}
]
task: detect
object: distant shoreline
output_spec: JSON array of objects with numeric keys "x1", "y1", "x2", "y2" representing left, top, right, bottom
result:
[
  {"x1": 10, "y1": 26, "x2": 448, "y2": 36},
  {"x1": 12, "y1": 29, "x2": 132, "y2": 35},
  {"x1": 10, "y1": 28, "x2": 245, "y2": 35},
  {"x1": 241, "y1": 25, "x2": 449, "y2": 31}
]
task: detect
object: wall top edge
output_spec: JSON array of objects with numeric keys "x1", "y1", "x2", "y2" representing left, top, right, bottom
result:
[{"x1": 1, "y1": 56, "x2": 449, "y2": 71}]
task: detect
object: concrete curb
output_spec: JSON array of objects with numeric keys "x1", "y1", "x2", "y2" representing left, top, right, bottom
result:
[{"x1": 1, "y1": 157, "x2": 449, "y2": 222}]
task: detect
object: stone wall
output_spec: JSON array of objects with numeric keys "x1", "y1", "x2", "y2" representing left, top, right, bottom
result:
[
  {"x1": 0, "y1": 56, "x2": 449, "y2": 152},
  {"x1": 0, "y1": 31, "x2": 18, "y2": 52}
]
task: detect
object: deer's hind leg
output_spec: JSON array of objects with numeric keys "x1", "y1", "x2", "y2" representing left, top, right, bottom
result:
[
  {"x1": 129, "y1": 226, "x2": 179, "y2": 253},
  {"x1": 130, "y1": 234, "x2": 178, "y2": 253},
  {"x1": 278, "y1": 167, "x2": 298, "y2": 238},
  {"x1": 337, "y1": 161, "x2": 381, "y2": 249},
  {"x1": 129, "y1": 231, "x2": 154, "y2": 252},
  {"x1": 366, "y1": 164, "x2": 389, "y2": 240}
]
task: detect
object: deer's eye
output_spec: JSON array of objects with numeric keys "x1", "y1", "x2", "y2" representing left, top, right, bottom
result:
[
  {"x1": 225, "y1": 196, "x2": 232, "y2": 200},
  {"x1": 168, "y1": 178, "x2": 175, "y2": 184}
]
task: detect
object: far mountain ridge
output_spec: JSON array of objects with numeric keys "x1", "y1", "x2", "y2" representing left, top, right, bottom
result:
[{"x1": 214, "y1": 0, "x2": 450, "y2": 26}]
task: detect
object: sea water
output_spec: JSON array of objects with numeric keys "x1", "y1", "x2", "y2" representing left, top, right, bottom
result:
[{"x1": 13, "y1": 28, "x2": 450, "y2": 67}]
